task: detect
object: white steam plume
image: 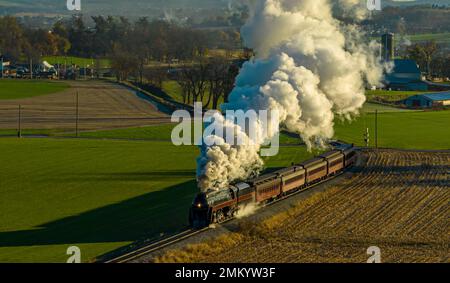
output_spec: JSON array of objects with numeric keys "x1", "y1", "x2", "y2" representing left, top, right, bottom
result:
[{"x1": 197, "y1": 0, "x2": 385, "y2": 192}]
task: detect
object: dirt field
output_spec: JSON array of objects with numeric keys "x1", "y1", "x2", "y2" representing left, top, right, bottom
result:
[
  {"x1": 156, "y1": 150, "x2": 450, "y2": 263},
  {"x1": 0, "y1": 81, "x2": 170, "y2": 131}
]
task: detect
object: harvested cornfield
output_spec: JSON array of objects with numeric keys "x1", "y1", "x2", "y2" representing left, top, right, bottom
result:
[
  {"x1": 0, "y1": 80, "x2": 170, "y2": 131},
  {"x1": 156, "y1": 150, "x2": 450, "y2": 263}
]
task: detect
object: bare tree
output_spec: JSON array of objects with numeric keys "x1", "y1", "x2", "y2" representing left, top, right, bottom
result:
[
  {"x1": 176, "y1": 58, "x2": 209, "y2": 106},
  {"x1": 207, "y1": 57, "x2": 229, "y2": 109},
  {"x1": 111, "y1": 46, "x2": 138, "y2": 81},
  {"x1": 143, "y1": 67, "x2": 167, "y2": 88},
  {"x1": 407, "y1": 41, "x2": 439, "y2": 78}
]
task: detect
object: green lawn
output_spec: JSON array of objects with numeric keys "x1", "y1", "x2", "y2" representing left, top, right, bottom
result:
[
  {"x1": 56, "y1": 106, "x2": 449, "y2": 150},
  {"x1": 7, "y1": 104, "x2": 441, "y2": 150},
  {"x1": 0, "y1": 138, "x2": 199, "y2": 263},
  {"x1": 405, "y1": 33, "x2": 450, "y2": 44},
  {"x1": 42, "y1": 56, "x2": 111, "y2": 69},
  {"x1": 0, "y1": 137, "x2": 313, "y2": 263},
  {"x1": 58, "y1": 124, "x2": 301, "y2": 145},
  {"x1": 372, "y1": 32, "x2": 450, "y2": 45},
  {"x1": 365, "y1": 90, "x2": 431, "y2": 102},
  {"x1": 0, "y1": 80, "x2": 69, "y2": 100},
  {"x1": 70, "y1": 124, "x2": 177, "y2": 140},
  {"x1": 335, "y1": 110, "x2": 450, "y2": 149},
  {"x1": 361, "y1": 102, "x2": 416, "y2": 113}
]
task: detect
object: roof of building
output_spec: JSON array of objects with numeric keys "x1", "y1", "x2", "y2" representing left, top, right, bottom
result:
[
  {"x1": 425, "y1": 81, "x2": 450, "y2": 90},
  {"x1": 407, "y1": 91, "x2": 450, "y2": 101},
  {"x1": 385, "y1": 77, "x2": 423, "y2": 84},
  {"x1": 391, "y1": 59, "x2": 420, "y2": 74},
  {"x1": 422, "y1": 92, "x2": 450, "y2": 101}
]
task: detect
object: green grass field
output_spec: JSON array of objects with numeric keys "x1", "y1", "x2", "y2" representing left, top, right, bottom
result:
[
  {"x1": 0, "y1": 138, "x2": 313, "y2": 263},
  {"x1": 372, "y1": 32, "x2": 450, "y2": 45},
  {"x1": 0, "y1": 80, "x2": 69, "y2": 100},
  {"x1": 0, "y1": 103, "x2": 449, "y2": 262},
  {"x1": 69, "y1": 109, "x2": 449, "y2": 150},
  {"x1": 42, "y1": 56, "x2": 111, "y2": 69},
  {"x1": 405, "y1": 33, "x2": 450, "y2": 44},
  {"x1": 335, "y1": 110, "x2": 450, "y2": 149},
  {"x1": 365, "y1": 90, "x2": 431, "y2": 102}
]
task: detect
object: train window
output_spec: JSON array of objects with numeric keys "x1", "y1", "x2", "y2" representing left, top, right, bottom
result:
[
  {"x1": 260, "y1": 184, "x2": 280, "y2": 194},
  {"x1": 285, "y1": 174, "x2": 304, "y2": 185},
  {"x1": 309, "y1": 166, "x2": 325, "y2": 175},
  {"x1": 330, "y1": 158, "x2": 343, "y2": 167}
]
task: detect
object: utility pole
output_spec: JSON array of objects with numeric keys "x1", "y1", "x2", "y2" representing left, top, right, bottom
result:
[
  {"x1": 1, "y1": 56, "x2": 3, "y2": 78},
  {"x1": 75, "y1": 91, "x2": 79, "y2": 137},
  {"x1": 18, "y1": 105, "x2": 22, "y2": 138},
  {"x1": 30, "y1": 58, "x2": 33, "y2": 79},
  {"x1": 375, "y1": 109, "x2": 378, "y2": 149}
]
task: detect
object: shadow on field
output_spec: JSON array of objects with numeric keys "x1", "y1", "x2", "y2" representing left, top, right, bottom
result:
[{"x1": 0, "y1": 179, "x2": 197, "y2": 249}]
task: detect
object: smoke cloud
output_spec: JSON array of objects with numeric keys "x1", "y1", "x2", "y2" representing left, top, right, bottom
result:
[{"x1": 196, "y1": 0, "x2": 385, "y2": 192}]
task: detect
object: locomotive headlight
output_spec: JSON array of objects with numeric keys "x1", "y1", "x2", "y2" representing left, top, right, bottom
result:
[{"x1": 196, "y1": 203, "x2": 202, "y2": 208}]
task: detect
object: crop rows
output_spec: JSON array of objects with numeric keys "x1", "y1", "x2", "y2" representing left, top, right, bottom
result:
[{"x1": 156, "y1": 150, "x2": 449, "y2": 263}]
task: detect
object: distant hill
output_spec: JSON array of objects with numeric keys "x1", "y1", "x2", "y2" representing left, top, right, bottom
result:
[
  {"x1": 0, "y1": 0, "x2": 448, "y2": 23},
  {"x1": 0, "y1": 0, "x2": 231, "y2": 16},
  {"x1": 384, "y1": 0, "x2": 450, "y2": 7},
  {"x1": 1, "y1": 0, "x2": 448, "y2": 15}
]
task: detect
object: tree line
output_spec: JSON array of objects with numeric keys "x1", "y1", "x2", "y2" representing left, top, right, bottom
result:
[
  {"x1": 405, "y1": 41, "x2": 450, "y2": 79},
  {"x1": 0, "y1": 15, "x2": 241, "y2": 63},
  {"x1": 0, "y1": 15, "x2": 248, "y2": 110},
  {"x1": 368, "y1": 5, "x2": 450, "y2": 34}
]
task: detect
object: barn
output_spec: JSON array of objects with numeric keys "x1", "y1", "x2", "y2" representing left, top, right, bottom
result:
[
  {"x1": 384, "y1": 59, "x2": 428, "y2": 91},
  {"x1": 404, "y1": 92, "x2": 450, "y2": 108}
]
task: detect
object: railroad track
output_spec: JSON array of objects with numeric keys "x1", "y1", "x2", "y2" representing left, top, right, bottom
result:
[
  {"x1": 103, "y1": 151, "x2": 362, "y2": 263},
  {"x1": 104, "y1": 227, "x2": 209, "y2": 263}
]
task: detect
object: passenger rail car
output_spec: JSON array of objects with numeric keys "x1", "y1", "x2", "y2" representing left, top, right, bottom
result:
[{"x1": 189, "y1": 145, "x2": 358, "y2": 228}]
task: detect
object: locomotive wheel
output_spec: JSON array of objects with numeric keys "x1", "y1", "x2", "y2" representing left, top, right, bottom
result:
[{"x1": 215, "y1": 211, "x2": 225, "y2": 223}]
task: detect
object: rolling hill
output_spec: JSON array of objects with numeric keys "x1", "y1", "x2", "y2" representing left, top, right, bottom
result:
[
  {"x1": 0, "y1": 0, "x2": 232, "y2": 16},
  {"x1": 2, "y1": 0, "x2": 447, "y2": 17}
]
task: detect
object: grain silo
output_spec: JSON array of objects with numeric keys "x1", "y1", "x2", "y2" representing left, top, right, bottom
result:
[{"x1": 382, "y1": 33, "x2": 394, "y2": 61}]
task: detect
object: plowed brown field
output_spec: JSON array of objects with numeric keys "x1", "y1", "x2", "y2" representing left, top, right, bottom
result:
[
  {"x1": 0, "y1": 81, "x2": 170, "y2": 131},
  {"x1": 156, "y1": 150, "x2": 450, "y2": 263}
]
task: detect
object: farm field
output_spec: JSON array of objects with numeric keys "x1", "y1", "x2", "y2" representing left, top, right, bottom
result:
[
  {"x1": 37, "y1": 107, "x2": 449, "y2": 150},
  {"x1": 372, "y1": 32, "x2": 450, "y2": 45},
  {"x1": 365, "y1": 90, "x2": 431, "y2": 102},
  {"x1": 0, "y1": 137, "x2": 314, "y2": 263},
  {"x1": 155, "y1": 150, "x2": 450, "y2": 263},
  {"x1": 0, "y1": 80, "x2": 170, "y2": 131},
  {"x1": 405, "y1": 33, "x2": 450, "y2": 45},
  {"x1": 360, "y1": 102, "x2": 417, "y2": 113},
  {"x1": 334, "y1": 110, "x2": 450, "y2": 150},
  {"x1": 0, "y1": 79, "x2": 448, "y2": 263},
  {"x1": 0, "y1": 80, "x2": 69, "y2": 100}
]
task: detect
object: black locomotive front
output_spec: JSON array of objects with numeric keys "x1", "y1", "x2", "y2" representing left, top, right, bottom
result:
[
  {"x1": 189, "y1": 188, "x2": 237, "y2": 228},
  {"x1": 189, "y1": 192, "x2": 210, "y2": 228}
]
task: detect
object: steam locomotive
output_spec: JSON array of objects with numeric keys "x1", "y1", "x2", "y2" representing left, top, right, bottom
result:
[{"x1": 189, "y1": 145, "x2": 357, "y2": 228}]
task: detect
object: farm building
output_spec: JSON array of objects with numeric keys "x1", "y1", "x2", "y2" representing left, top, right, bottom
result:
[
  {"x1": 384, "y1": 59, "x2": 428, "y2": 91},
  {"x1": 404, "y1": 92, "x2": 450, "y2": 108}
]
